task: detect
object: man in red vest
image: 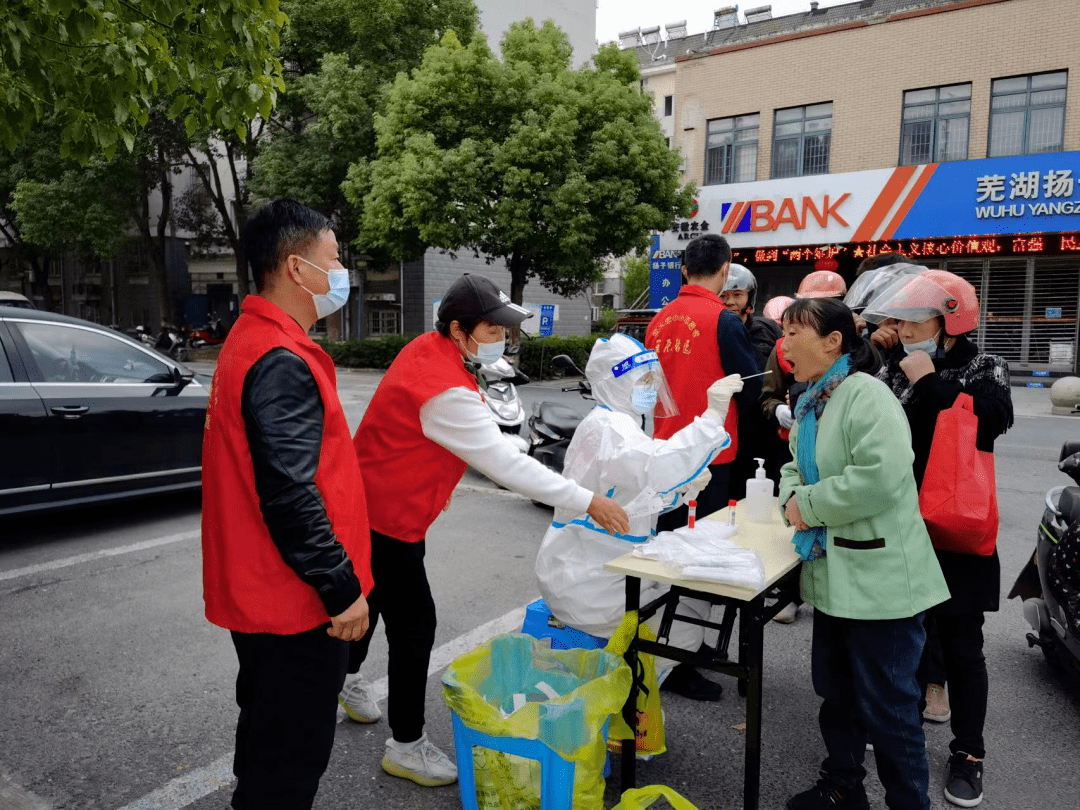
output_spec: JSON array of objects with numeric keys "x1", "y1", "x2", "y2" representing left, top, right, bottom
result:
[
  {"x1": 647, "y1": 233, "x2": 761, "y2": 530},
  {"x1": 202, "y1": 199, "x2": 373, "y2": 810},
  {"x1": 343, "y1": 273, "x2": 629, "y2": 788}
]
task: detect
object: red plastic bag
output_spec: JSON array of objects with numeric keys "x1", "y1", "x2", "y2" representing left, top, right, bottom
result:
[{"x1": 918, "y1": 393, "x2": 998, "y2": 555}]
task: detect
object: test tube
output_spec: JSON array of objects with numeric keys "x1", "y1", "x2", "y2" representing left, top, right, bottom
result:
[
  {"x1": 728, "y1": 499, "x2": 737, "y2": 526},
  {"x1": 688, "y1": 499, "x2": 697, "y2": 529}
]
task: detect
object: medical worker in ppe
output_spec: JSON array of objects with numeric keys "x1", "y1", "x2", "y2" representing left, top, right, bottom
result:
[{"x1": 535, "y1": 333, "x2": 744, "y2": 701}]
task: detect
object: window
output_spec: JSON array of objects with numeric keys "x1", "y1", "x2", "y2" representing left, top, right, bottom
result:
[
  {"x1": 989, "y1": 71, "x2": 1067, "y2": 157},
  {"x1": 772, "y1": 103, "x2": 832, "y2": 178},
  {"x1": 663, "y1": 95, "x2": 674, "y2": 117},
  {"x1": 900, "y1": 83, "x2": 971, "y2": 165},
  {"x1": 705, "y1": 114, "x2": 759, "y2": 185},
  {"x1": 16, "y1": 322, "x2": 172, "y2": 383},
  {"x1": 369, "y1": 308, "x2": 399, "y2": 336}
]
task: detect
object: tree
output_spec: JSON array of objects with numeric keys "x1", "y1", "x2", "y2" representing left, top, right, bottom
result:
[
  {"x1": 249, "y1": 0, "x2": 479, "y2": 252},
  {"x1": 1, "y1": 0, "x2": 286, "y2": 161},
  {"x1": 348, "y1": 21, "x2": 694, "y2": 311},
  {"x1": 622, "y1": 252, "x2": 651, "y2": 309}
]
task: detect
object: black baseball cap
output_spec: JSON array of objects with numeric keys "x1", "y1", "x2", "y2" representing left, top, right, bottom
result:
[{"x1": 437, "y1": 273, "x2": 533, "y2": 327}]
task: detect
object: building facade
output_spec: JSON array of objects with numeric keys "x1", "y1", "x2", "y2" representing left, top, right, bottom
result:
[{"x1": 631, "y1": 0, "x2": 1080, "y2": 376}]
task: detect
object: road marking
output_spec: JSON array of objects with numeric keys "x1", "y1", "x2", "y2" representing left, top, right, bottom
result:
[
  {"x1": 114, "y1": 604, "x2": 529, "y2": 810},
  {"x1": 0, "y1": 531, "x2": 199, "y2": 583}
]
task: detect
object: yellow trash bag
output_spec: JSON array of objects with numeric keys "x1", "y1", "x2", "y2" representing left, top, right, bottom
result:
[
  {"x1": 605, "y1": 612, "x2": 667, "y2": 757},
  {"x1": 612, "y1": 785, "x2": 700, "y2": 809},
  {"x1": 442, "y1": 633, "x2": 631, "y2": 810}
]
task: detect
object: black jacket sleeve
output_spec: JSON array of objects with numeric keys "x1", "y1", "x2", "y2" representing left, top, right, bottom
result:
[
  {"x1": 717, "y1": 310, "x2": 764, "y2": 415},
  {"x1": 241, "y1": 347, "x2": 362, "y2": 617}
]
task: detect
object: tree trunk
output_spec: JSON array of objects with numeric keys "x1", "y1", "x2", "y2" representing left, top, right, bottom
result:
[{"x1": 507, "y1": 252, "x2": 529, "y2": 350}]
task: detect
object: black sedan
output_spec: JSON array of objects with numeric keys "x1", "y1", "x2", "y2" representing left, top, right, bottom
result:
[{"x1": 0, "y1": 306, "x2": 210, "y2": 516}]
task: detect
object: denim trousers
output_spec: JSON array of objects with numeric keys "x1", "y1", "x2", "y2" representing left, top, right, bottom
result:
[
  {"x1": 812, "y1": 609, "x2": 930, "y2": 810},
  {"x1": 349, "y1": 531, "x2": 436, "y2": 744},
  {"x1": 230, "y1": 626, "x2": 348, "y2": 810}
]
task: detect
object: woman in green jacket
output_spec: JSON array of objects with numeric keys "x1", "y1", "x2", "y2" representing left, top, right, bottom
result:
[{"x1": 778, "y1": 297, "x2": 949, "y2": 810}]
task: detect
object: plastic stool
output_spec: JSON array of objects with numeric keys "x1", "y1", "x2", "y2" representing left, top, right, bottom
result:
[
  {"x1": 451, "y1": 712, "x2": 577, "y2": 810},
  {"x1": 521, "y1": 599, "x2": 606, "y2": 650}
]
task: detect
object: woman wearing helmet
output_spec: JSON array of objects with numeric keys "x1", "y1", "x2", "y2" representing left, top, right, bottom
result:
[{"x1": 868, "y1": 270, "x2": 1014, "y2": 809}]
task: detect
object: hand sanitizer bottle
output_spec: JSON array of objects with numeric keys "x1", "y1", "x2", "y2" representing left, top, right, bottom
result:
[{"x1": 745, "y1": 458, "x2": 774, "y2": 523}]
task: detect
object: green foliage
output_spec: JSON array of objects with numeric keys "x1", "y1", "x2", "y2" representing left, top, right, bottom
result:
[
  {"x1": 622, "y1": 253, "x2": 650, "y2": 308},
  {"x1": 595, "y1": 306, "x2": 620, "y2": 333},
  {"x1": 249, "y1": 0, "x2": 479, "y2": 249},
  {"x1": 1, "y1": 1, "x2": 287, "y2": 161},
  {"x1": 316, "y1": 334, "x2": 420, "y2": 369},
  {"x1": 517, "y1": 335, "x2": 607, "y2": 380},
  {"x1": 349, "y1": 22, "x2": 693, "y2": 304}
]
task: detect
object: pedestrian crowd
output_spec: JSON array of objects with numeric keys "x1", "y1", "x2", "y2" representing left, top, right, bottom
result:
[{"x1": 201, "y1": 200, "x2": 1012, "y2": 810}]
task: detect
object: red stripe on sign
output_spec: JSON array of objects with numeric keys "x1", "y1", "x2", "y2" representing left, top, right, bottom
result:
[
  {"x1": 850, "y1": 166, "x2": 917, "y2": 242},
  {"x1": 881, "y1": 164, "x2": 938, "y2": 240},
  {"x1": 724, "y1": 201, "x2": 745, "y2": 234}
]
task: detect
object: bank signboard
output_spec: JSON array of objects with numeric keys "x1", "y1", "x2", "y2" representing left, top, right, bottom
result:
[{"x1": 659, "y1": 151, "x2": 1080, "y2": 252}]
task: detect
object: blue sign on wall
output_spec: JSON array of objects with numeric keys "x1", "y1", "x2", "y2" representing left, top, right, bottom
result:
[
  {"x1": 649, "y1": 234, "x2": 683, "y2": 309},
  {"x1": 538, "y1": 304, "x2": 555, "y2": 337},
  {"x1": 894, "y1": 152, "x2": 1080, "y2": 240}
]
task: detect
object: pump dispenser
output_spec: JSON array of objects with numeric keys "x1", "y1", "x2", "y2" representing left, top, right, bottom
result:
[{"x1": 745, "y1": 457, "x2": 774, "y2": 522}]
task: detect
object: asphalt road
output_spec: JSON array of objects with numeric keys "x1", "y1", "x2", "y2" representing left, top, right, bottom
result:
[{"x1": 1, "y1": 370, "x2": 1078, "y2": 810}]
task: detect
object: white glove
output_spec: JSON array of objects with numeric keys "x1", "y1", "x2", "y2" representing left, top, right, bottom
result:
[
  {"x1": 704, "y1": 374, "x2": 743, "y2": 422},
  {"x1": 686, "y1": 467, "x2": 712, "y2": 499},
  {"x1": 775, "y1": 403, "x2": 794, "y2": 430}
]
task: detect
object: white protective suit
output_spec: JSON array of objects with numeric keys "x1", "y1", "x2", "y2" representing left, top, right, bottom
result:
[{"x1": 534, "y1": 334, "x2": 732, "y2": 658}]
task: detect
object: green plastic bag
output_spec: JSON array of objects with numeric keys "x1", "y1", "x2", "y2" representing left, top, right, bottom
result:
[
  {"x1": 442, "y1": 633, "x2": 631, "y2": 810},
  {"x1": 612, "y1": 785, "x2": 700, "y2": 809}
]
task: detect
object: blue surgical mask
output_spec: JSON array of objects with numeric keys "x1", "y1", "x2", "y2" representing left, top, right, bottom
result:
[
  {"x1": 466, "y1": 334, "x2": 506, "y2": 366},
  {"x1": 902, "y1": 331, "x2": 941, "y2": 356},
  {"x1": 631, "y1": 387, "x2": 658, "y2": 414},
  {"x1": 297, "y1": 256, "x2": 350, "y2": 319}
]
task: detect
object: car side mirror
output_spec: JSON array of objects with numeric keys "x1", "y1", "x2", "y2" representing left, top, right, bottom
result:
[{"x1": 173, "y1": 366, "x2": 195, "y2": 387}]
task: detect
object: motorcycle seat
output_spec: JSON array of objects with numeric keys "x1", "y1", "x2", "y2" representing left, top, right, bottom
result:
[
  {"x1": 537, "y1": 402, "x2": 583, "y2": 439},
  {"x1": 1059, "y1": 486, "x2": 1080, "y2": 527}
]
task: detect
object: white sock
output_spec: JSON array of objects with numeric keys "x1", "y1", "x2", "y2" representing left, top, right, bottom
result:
[{"x1": 388, "y1": 734, "x2": 426, "y2": 752}]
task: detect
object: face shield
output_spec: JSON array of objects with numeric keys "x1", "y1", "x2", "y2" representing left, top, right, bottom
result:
[
  {"x1": 863, "y1": 274, "x2": 955, "y2": 325},
  {"x1": 611, "y1": 349, "x2": 680, "y2": 419},
  {"x1": 843, "y1": 262, "x2": 925, "y2": 313}
]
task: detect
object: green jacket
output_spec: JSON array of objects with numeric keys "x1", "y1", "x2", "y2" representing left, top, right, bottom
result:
[{"x1": 779, "y1": 372, "x2": 949, "y2": 620}]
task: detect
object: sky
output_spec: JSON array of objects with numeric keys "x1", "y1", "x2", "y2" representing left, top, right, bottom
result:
[{"x1": 595, "y1": 0, "x2": 848, "y2": 46}]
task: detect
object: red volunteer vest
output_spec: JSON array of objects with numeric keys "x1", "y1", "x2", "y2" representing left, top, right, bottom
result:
[
  {"x1": 202, "y1": 296, "x2": 373, "y2": 634},
  {"x1": 354, "y1": 331, "x2": 480, "y2": 543},
  {"x1": 646, "y1": 285, "x2": 738, "y2": 464}
]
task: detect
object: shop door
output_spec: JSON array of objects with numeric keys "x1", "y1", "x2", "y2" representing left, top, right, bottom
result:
[{"x1": 945, "y1": 258, "x2": 1080, "y2": 372}]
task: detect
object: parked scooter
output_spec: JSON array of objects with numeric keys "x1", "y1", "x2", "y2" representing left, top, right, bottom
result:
[
  {"x1": 479, "y1": 345, "x2": 530, "y2": 453},
  {"x1": 1009, "y1": 440, "x2": 1080, "y2": 680},
  {"x1": 187, "y1": 315, "x2": 228, "y2": 348},
  {"x1": 526, "y1": 355, "x2": 590, "y2": 497},
  {"x1": 155, "y1": 323, "x2": 189, "y2": 362}
]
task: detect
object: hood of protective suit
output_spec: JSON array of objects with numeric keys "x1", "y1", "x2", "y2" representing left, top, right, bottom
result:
[{"x1": 585, "y1": 333, "x2": 677, "y2": 419}]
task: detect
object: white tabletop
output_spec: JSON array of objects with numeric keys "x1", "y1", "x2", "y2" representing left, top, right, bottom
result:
[{"x1": 602, "y1": 499, "x2": 801, "y2": 601}]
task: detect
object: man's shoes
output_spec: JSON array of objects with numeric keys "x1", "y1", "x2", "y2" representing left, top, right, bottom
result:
[
  {"x1": 786, "y1": 775, "x2": 870, "y2": 810},
  {"x1": 381, "y1": 734, "x2": 458, "y2": 786},
  {"x1": 773, "y1": 602, "x2": 799, "y2": 624},
  {"x1": 944, "y1": 751, "x2": 984, "y2": 807},
  {"x1": 659, "y1": 663, "x2": 723, "y2": 702},
  {"x1": 338, "y1": 675, "x2": 382, "y2": 723},
  {"x1": 923, "y1": 683, "x2": 952, "y2": 723}
]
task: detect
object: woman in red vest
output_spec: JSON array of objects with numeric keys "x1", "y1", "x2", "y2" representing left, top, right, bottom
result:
[{"x1": 343, "y1": 273, "x2": 629, "y2": 788}]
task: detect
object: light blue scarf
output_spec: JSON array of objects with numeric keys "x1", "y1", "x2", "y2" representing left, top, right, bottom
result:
[{"x1": 792, "y1": 353, "x2": 854, "y2": 561}]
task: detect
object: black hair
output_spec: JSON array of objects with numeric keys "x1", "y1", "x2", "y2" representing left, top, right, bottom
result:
[
  {"x1": 782, "y1": 297, "x2": 878, "y2": 373},
  {"x1": 435, "y1": 315, "x2": 483, "y2": 338},
  {"x1": 240, "y1": 199, "x2": 331, "y2": 292},
  {"x1": 855, "y1": 251, "x2": 907, "y2": 276},
  {"x1": 682, "y1": 234, "x2": 732, "y2": 279}
]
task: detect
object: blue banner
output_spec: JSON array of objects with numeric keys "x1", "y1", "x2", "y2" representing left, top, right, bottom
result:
[{"x1": 649, "y1": 235, "x2": 682, "y2": 309}]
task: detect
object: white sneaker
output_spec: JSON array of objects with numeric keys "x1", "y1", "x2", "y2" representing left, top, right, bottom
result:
[
  {"x1": 773, "y1": 602, "x2": 798, "y2": 624},
  {"x1": 338, "y1": 675, "x2": 382, "y2": 723},
  {"x1": 381, "y1": 734, "x2": 458, "y2": 786}
]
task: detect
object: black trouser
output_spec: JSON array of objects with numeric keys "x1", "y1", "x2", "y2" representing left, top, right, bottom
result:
[
  {"x1": 812, "y1": 610, "x2": 930, "y2": 810},
  {"x1": 923, "y1": 612, "x2": 947, "y2": 685},
  {"x1": 917, "y1": 608, "x2": 987, "y2": 759},
  {"x1": 230, "y1": 626, "x2": 348, "y2": 810},
  {"x1": 349, "y1": 531, "x2": 435, "y2": 744},
  {"x1": 656, "y1": 464, "x2": 730, "y2": 532}
]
